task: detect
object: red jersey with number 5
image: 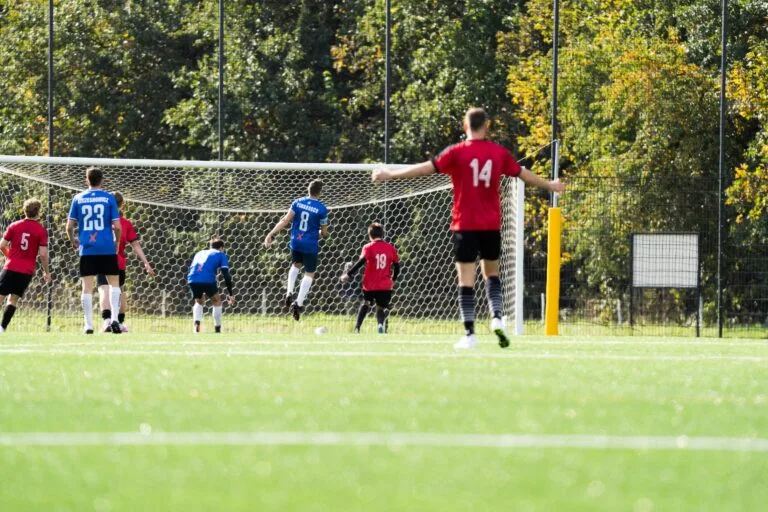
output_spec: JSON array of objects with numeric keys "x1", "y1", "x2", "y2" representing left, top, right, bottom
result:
[
  {"x1": 2, "y1": 219, "x2": 48, "y2": 275},
  {"x1": 432, "y1": 139, "x2": 522, "y2": 231},
  {"x1": 361, "y1": 240, "x2": 399, "y2": 291}
]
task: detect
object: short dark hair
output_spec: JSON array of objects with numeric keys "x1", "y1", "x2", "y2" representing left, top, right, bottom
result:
[
  {"x1": 23, "y1": 198, "x2": 42, "y2": 219},
  {"x1": 86, "y1": 167, "x2": 104, "y2": 187},
  {"x1": 368, "y1": 222, "x2": 385, "y2": 239},
  {"x1": 465, "y1": 107, "x2": 489, "y2": 132},
  {"x1": 309, "y1": 179, "x2": 323, "y2": 197},
  {"x1": 210, "y1": 237, "x2": 225, "y2": 250},
  {"x1": 113, "y1": 191, "x2": 124, "y2": 208}
]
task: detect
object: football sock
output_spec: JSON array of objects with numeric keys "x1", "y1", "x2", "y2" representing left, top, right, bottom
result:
[
  {"x1": 101, "y1": 309, "x2": 111, "y2": 320},
  {"x1": 81, "y1": 294, "x2": 94, "y2": 330},
  {"x1": 376, "y1": 307, "x2": 389, "y2": 327},
  {"x1": 213, "y1": 306, "x2": 223, "y2": 327},
  {"x1": 1, "y1": 305, "x2": 16, "y2": 329},
  {"x1": 296, "y1": 276, "x2": 313, "y2": 306},
  {"x1": 109, "y1": 286, "x2": 121, "y2": 323},
  {"x1": 459, "y1": 286, "x2": 475, "y2": 336},
  {"x1": 287, "y1": 266, "x2": 300, "y2": 295},
  {"x1": 485, "y1": 276, "x2": 503, "y2": 319},
  {"x1": 193, "y1": 303, "x2": 204, "y2": 323},
  {"x1": 355, "y1": 304, "x2": 371, "y2": 330},
  {"x1": 118, "y1": 313, "x2": 125, "y2": 324}
]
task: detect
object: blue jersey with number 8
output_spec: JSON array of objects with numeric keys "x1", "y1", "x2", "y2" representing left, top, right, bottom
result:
[
  {"x1": 68, "y1": 189, "x2": 120, "y2": 256},
  {"x1": 289, "y1": 197, "x2": 328, "y2": 255}
]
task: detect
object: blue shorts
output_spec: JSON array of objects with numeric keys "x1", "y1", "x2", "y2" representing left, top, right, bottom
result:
[{"x1": 291, "y1": 249, "x2": 319, "y2": 273}]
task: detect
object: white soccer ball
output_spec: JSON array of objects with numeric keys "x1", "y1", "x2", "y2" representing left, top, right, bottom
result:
[{"x1": 314, "y1": 326, "x2": 328, "y2": 335}]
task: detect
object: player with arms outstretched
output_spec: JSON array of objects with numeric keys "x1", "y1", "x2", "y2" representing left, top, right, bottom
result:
[
  {"x1": 187, "y1": 237, "x2": 235, "y2": 333},
  {"x1": 97, "y1": 192, "x2": 155, "y2": 332},
  {"x1": 264, "y1": 179, "x2": 329, "y2": 321},
  {"x1": 0, "y1": 198, "x2": 52, "y2": 332},
  {"x1": 66, "y1": 167, "x2": 123, "y2": 334},
  {"x1": 373, "y1": 107, "x2": 564, "y2": 349},
  {"x1": 341, "y1": 223, "x2": 400, "y2": 334}
]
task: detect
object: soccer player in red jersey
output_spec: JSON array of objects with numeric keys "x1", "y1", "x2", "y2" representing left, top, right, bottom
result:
[
  {"x1": 372, "y1": 107, "x2": 564, "y2": 349},
  {"x1": 96, "y1": 192, "x2": 155, "y2": 332},
  {"x1": 0, "y1": 198, "x2": 52, "y2": 332},
  {"x1": 341, "y1": 223, "x2": 401, "y2": 334}
]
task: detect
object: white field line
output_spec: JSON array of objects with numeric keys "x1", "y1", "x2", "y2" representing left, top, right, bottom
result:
[
  {"x1": 0, "y1": 347, "x2": 766, "y2": 362},
  {"x1": 1, "y1": 339, "x2": 767, "y2": 349},
  {"x1": 0, "y1": 431, "x2": 767, "y2": 452}
]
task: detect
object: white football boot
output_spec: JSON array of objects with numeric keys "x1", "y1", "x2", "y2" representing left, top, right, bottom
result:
[
  {"x1": 453, "y1": 334, "x2": 478, "y2": 350},
  {"x1": 491, "y1": 317, "x2": 510, "y2": 348}
]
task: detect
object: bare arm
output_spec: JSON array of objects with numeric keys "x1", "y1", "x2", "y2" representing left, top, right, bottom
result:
[
  {"x1": 320, "y1": 224, "x2": 329, "y2": 239},
  {"x1": 130, "y1": 240, "x2": 155, "y2": 276},
  {"x1": 111, "y1": 219, "x2": 122, "y2": 253},
  {"x1": 518, "y1": 168, "x2": 565, "y2": 193},
  {"x1": 0, "y1": 238, "x2": 9, "y2": 258},
  {"x1": 372, "y1": 161, "x2": 436, "y2": 182},
  {"x1": 38, "y1": 246, "x2": 52, "y2": 282},
  {"x1": 264, "y1": 210, "x2": 295, "y2": 248},
  {"x1": 65, "y1": 219, "x2": 78, "y2": 250}
]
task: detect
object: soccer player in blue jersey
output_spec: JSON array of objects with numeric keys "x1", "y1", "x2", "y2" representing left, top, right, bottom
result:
[
  {"x1": 187, "y1": 237, "x2": 235, "y2": 333},
  {"x1": 264, "y1": 179, "x2": 329, "y2": 321},
  {"x1": 66, "y1": 167, "x2": 123, "y2": 334}
]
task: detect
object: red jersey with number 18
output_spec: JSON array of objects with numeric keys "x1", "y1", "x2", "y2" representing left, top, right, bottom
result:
[
  {"x1": 432, "y1": 139, "x2": 522, "y2": 231},
  {"x1": 361, "y1": 240, "x2": 400, "y2": 291},
  {"x1": 2, "y1": 219, "x2": 48, "y2": 275}
]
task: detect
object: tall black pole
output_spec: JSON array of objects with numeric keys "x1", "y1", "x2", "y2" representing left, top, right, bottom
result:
[
  {"x1": 384, "y1": 0, "x2": 391, "y2": 164},
  {"x1": 717, "y1": 0, "x2": 728, "y2": 338},
  {"x1": 218, "y1": 0, "x2": 224, "y2": 161},
  {"x1": 46, "y1": 0, "x2": 54, "y2": 332}
]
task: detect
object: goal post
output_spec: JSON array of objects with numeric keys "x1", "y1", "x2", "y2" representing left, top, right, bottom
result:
[{"x1": 0, "y1": 155, "x2": 525, "y2": 335}]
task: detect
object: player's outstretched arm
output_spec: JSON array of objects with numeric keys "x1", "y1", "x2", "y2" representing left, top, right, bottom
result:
[
  {"x1": 519, "y1": 168, "x2": 565, "y2": 193},
  {"x1": 38, "y1": 246, "x2": 52, "y2": 282},
  {"x1": 130, "y1": 241, "x2": 156, "y2": 276},
  {"x1": 372, "y1": 161, "x2": 436, "y2": 182},
  {"x1": 340, "y1": 257, "x2": 366, "y2": 283},
  {"x1": 264, "y1": 210, "x2": 295, "y2": 248}
]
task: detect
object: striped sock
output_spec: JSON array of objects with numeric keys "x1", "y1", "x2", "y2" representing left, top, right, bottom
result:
[
  {"x1": 459, "y1": 286, "x2": 475, "y2": 335},
  {"x1": 485, "y1": 276, "x2": 503, "y2": 319}
]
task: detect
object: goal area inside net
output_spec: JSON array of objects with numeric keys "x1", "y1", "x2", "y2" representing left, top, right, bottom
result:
[{"x1": 0, "y1": 155, "x2": 524, "y2": 335}]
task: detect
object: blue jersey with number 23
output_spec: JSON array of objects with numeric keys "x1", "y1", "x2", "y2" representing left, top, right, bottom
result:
[
  {"x1": 68, "y1": 189, "x2": 120, "y2": 256},
  {"x1": 289, "y1": 197, "x2": 328, "y2": 254}
]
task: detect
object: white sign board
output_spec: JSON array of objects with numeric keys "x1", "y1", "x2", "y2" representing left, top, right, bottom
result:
[{"x1": 632, "y1": 233, "x2": 699, "y2": 288}]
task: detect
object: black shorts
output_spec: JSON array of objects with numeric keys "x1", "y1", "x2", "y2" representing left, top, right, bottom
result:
[
  {"x1": 291, "y1": 249, "x2": 319, "y2": 273},
  {"x1": 453, "y1": 231, "x2": 502, "y2": 263},
  {"x1": 363, "y1": 290, "x2": 392, "y2": 308},
  {"x1": 189, "y1": 282, "x2": 219, "y2": 300},
  {"x1": 0, "y1": 269, "x2": 33, "y2": 298},
  {"x1": 96, "y1": 270, "x2": 126, "y2": 287},
  {"x1": 80, "y1": 255, "x2": 120, "y2": 277}
]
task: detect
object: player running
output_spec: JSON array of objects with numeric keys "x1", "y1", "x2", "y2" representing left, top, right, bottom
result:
[
  {"x1": 341, "y1": 223, "x2": 400, "y2": 334},
  {"x1": 66, "y1": 167, "x2": 123, "y2": 334},
  {"x1": 97, "y1": 192, "x2": 155, "y2": 332},
  {"x1": 263, "y1": 179, "x2": 329, "y2": 321},
  {"x1": 187, "y1": 237, "x2": 235, "y2": 333},
  {"x1": 372, "y1": 107, "x2": 564, "y2": 349},
  {"x1": 0, "y1": 198, "x2": 52, "y2": 332}
]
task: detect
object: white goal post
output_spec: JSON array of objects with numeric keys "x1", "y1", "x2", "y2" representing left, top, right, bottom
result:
[{"x1": 0, "y1": 155, "x2": 525, "y2": 335}]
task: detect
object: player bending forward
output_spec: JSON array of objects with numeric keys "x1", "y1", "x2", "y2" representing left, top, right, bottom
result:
[
  {"x1": 0, "y1": 199, "x2": 52, "y2": 332},
  {"x1": 264, "y1": 179, "x2": 329, "y2": 321},
  {"x1": 97, "y1": 192, "x2": 155, "y2": 332},
  {"x1": 373, "y1": 107, "x2": 564, "y2": 349},
  {"x1": 66, "y1": 167, "x2": 123, "y2": 334},
  {"x1": 341, "y1": 223, "x2": 400, "y2": 334},
  {"x1": 187, "y1": 237, "x2": 235, "y2": 333}
]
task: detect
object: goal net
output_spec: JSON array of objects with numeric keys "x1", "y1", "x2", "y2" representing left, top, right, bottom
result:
[{"x1": 0, "y1": 155, "x2": 524, "y2": 335}]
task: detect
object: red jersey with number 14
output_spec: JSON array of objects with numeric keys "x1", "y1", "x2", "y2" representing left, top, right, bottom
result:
[
  {"x1": 361, "y1": 240, "x2": 400, "y2": 291},
  {"x1": 2, "y1": 219, "x2": 48, "y2": 275},
  {"x1": 433, "y1": 139, "x2": 522, "y2": 231}
]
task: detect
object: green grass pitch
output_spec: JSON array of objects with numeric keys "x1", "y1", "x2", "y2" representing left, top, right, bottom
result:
[{"x1": 1, "y1": 332, "x2": 767, "y2": 511}]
